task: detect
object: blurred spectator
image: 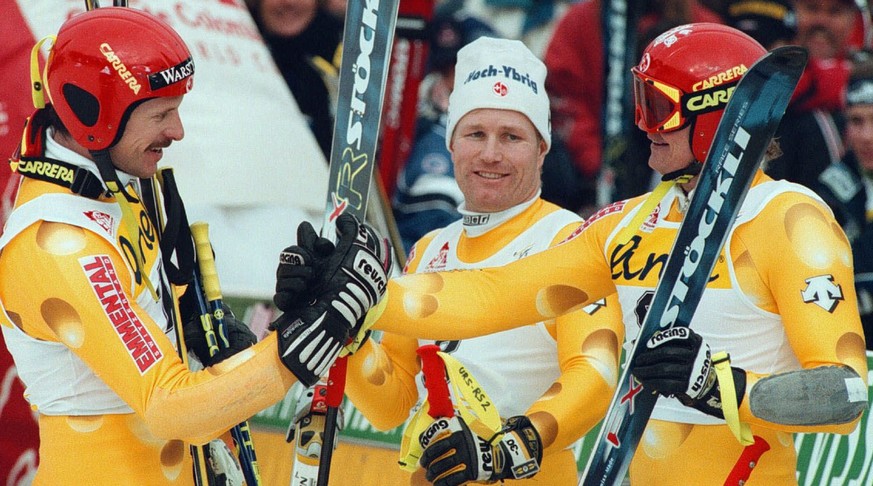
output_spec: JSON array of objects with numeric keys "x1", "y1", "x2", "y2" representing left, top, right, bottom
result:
[
  {"x1": 698, "y1": 0, "x2": 733, "y2": 15},
  {"x1": 543, "y1": 0, "x2": 722, "y2": 213},
  {"x1": 793, "y1": 0, "x2": 865, "y2": 60},
  {"x1": 713, "y1": 0, "x2": 869, "y2": 56},
  {"x1": 246, "y1": 0, "x2": 343, "y2": 158},
  {"x1": 727, "y1": 0, "x2": 796, "y2": 48},
  {"x1": 724, "y1": 0, "x2": 845, "y2": 189},
  {"x1": 445, "y1": 0, "x2": 575, "y2": 57},
  {"x1": 0, "y1": 331, "x2": 39, "y2": 485},
  {"x1": 813, "y1": 58, "x2": 873, "y2": 345},
  {"x1": 788, "y1": 0, "x2": 864, "y2": 115},
  {"x1": 391, "y1": 11, "x2": 496, "y2": 254}
]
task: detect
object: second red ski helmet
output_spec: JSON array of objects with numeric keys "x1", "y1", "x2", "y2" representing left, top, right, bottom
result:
[
  {"x1": 632, "y1": 23, "x2": 766, "y2": 162},
  {"x1": 43, "y1": 7, "x2": 194, "y2": 151}
]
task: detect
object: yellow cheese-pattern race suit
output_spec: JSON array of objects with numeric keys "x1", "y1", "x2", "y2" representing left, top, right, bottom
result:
[
  {"x1": 0, "y1": 136, "x2": 297, "y2": 485},
  {"x1": 347, "y1": 197, "x2": 624, "y2": 484},
  {"x1": 369, "y1": 172, "x2": 868, "y2": 484}
]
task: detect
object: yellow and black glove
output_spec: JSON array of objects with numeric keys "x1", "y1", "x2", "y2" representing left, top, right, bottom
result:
[{"x1": 419, "y1": 415, "x2": 542, "y2": 485}]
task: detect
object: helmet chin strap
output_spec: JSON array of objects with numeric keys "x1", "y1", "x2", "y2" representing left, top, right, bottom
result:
[
  {"x1": 660, "y1": 160, "x2": 702, "y2": 183},
  {"x1": 91, "y1": 149, "x2": 159, "y2": 301},
  {"x1": 90, "y1": 150, "x2": 137, "y2": 201}
]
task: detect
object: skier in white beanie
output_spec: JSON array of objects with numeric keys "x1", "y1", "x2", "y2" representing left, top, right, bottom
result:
[
  {"x1": 339, "y1": 35, "x2": 621, "y2": 486},
  {"x1": 439, "y1": 36, "x2": 555, "y2": 214}
]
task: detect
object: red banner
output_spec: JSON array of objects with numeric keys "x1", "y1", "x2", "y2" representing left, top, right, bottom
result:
[
  {"x1": 0, "y1": 0, "x2": 39, "y2": 224},
  {"x1": 0, "y1": 1, "x2": 42, "y2": 476},
  {"x1": 0, "y1": 331, "x2": 39, "y2": 484},
  {"x1": 378, "y1": 0, "x2": 434, "y2": 197}
]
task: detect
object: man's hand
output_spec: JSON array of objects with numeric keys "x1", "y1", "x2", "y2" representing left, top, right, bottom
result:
[
  {"x1": 274, "y1": 221, "x2": 336, "y2": 312},
  {"x1": 274, "y1": 214, "x2": 393, "y2": 312},
  {"x1": 632, "y1": 327, "x2": 745, "y2": 418},
  {"x1": 183, "y1": 305, "x2": 256, "y2": 366},
  {"x1": 272, "y1": 214, "x2": 393, "y2": 386},
  {"x1": 419, "y1": 415, "x2": 542, "y2": 485}
]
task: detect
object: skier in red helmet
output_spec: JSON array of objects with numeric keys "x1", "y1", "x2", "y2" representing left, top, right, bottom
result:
[
  {"x1": 0, "y1": 7, "x2": 390, "y2": 485},
  {"x1": 278, "y1": 22, "x2": 868, "y2": 484}
]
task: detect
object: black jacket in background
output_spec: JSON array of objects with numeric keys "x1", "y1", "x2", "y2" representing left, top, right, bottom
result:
[
  {"x1": 260, "y1": 10, "x2": 343, "y2": 158},
  {"x1": 813, "y1": 151, "x2": 873, "y2": 348}
]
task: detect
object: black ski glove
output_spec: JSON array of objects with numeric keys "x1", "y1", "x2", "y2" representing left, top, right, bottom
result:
[
  {"x1": 419, "y1": 415, "x2": 542, "y2": 485},
  {"x1": 183, "y1": 304, "x2": 257, "y2": 367},
  {"x1": 632, "y1": 327, "x2": 746, "y2": 418},
  {"x1": 274, "y1": 220, "x2": 336, "y2": 312},
  {"x1": 271, "y1": 213, "x2": 393, "y2": 386}
]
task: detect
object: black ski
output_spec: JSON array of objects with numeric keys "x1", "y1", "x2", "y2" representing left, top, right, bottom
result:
[
  {"x1": 321, "y1": 0, "x2": 400, "y2": 236},
  {"x1": 579, "y1": 46, "x2": 808, "y2": 486},
  {"x1": 598, "y1": 0, "x2": 643, "y2": 206}
]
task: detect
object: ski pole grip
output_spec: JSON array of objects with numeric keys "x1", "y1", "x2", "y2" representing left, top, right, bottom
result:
[
  {"x1": 417, "y1": 344, "x2": 454, "y2": 418},
  {"x1": 190, "y1": 222, "x2": 222, "y2": 302},
  {"x1": 325, "y1": 356, "x2": 348, "y2": 408}
]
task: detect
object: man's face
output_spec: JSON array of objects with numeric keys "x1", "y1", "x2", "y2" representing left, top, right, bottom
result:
[
  {"x1": 845, "y1": 104, "x2": 873, "y2": 173},
  {"x1": 793, "y1": 0, "x2": 857, "y2": 59},
  {"x1": 109, "y1": 96, "x2": 184, "y2": 179},
  {"x1": 258, "y1": 0, "x2": 318, "y2": 37},
  {"x1": 642, "y1": 124, "x2": 696, "y2": 184},
  {"x1": 449, "y1": 108, "x2": 547, "y2": 213}
]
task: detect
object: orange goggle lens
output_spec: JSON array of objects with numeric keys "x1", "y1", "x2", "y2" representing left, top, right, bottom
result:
[{"x1": 633, "y1": 71, "x2": 685, "y2": 133}]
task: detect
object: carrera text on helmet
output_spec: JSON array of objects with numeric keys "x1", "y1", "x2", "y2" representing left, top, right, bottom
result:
[{"x1": 99, "y1": 43, "x2": 142, "y2": 94}]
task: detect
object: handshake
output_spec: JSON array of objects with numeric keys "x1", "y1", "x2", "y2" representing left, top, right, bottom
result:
[{"x1": 270, "y1": 213, "x2": 394, "y2": 386}]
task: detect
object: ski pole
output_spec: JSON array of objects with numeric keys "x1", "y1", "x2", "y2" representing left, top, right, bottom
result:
[
  {"x1": 316, "y1": 357, "x2": 348, "y2": 486},
  {"x1": 191, "y1": 221, "x2": 262, "y2": 486},
  {"x1": 723, "y1": 436, "x2": 770, "y2": 486},
  {"x1": 145, "y1": 169, "x2": 210, "y2": 486}
]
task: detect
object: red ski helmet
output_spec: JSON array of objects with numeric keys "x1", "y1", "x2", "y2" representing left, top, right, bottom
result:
[
  {"x1": 632, "y1": 23, "x2": 766, "y2": 162},
  {"x1": 43, "y1": 7, "x2": 194, "y2": 151}
]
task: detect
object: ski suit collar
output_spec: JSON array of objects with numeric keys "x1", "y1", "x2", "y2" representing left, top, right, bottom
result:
[{"x1": 458, "y1": 190, "x2": 541, "y2": 237}]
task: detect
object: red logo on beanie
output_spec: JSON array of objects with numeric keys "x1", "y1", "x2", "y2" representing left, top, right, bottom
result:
[{"x1": 492, "y1": 81, "x2": 508, "y2": 97}]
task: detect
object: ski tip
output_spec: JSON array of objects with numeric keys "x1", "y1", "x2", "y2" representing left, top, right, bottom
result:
[{"x1": 770, "y1": 45, "x2": 809, "y2": 71}]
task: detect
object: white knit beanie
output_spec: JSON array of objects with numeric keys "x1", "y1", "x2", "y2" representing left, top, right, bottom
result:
[{"x1": 445, "y1": 36, "x2": 551, "y2": 151}]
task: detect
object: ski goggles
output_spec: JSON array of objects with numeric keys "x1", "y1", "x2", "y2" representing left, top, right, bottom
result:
[{"x1": 632, "y1": 67, "x2": 685, "y2": 133}]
